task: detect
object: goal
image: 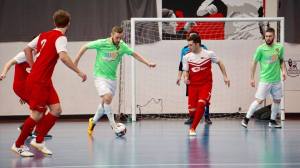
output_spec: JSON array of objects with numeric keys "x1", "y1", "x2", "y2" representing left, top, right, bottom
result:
[{"x1": 119, "y1": 17, "x2": 285, "y2": 122}]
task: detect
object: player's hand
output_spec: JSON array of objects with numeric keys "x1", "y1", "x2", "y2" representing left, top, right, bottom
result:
[
  {"x1": 0, "y1": 73, "x2": 5, "y2": 81},
  {"x1": 148, "y1": 62, "x2": 156, "y2": 68},
  {"x1": 224, "y1": 77, "x2": 230, "y2": 87},
  {"x1": 19, "y1": 99, "x2": 26, "y2": 105},
  {"x1": 78, "y1": 71, "x2": 87, "y2": 82},
  {"x1": 176, "y1": 78, "x2": 181, "y2": 86},
  {"x1": 184, "y1": 79, "x2": 190, "y2": 85},
  {"x1": 282, "y1": 72, "x2": 287, "y2": 81},
  {"x1": 250, "y1": 79, "x2": 256, "y2": 88}
]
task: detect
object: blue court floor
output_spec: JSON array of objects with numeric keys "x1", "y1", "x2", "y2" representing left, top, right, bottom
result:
[{"x1": 1, "y1": 118, "x2": 300, "y2": 168}]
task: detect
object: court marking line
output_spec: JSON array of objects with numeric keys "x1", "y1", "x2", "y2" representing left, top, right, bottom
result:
[{"x1": 20, "y1": 162, "x2": 300, "y2": 168}]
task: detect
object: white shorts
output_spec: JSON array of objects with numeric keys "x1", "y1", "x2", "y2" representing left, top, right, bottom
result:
[
  {"x1": 94, "y1": 77, "x2": 117, "y2": 96},
  {"x1": 255, "y1": 82, "x2": 282, "y2": 100}
]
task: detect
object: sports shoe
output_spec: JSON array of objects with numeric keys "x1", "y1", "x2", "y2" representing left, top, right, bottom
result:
[
  {"x1": 88, "y1": 118, "x2": 96, "y2": 135},
  {"x1": 268, "y1": 120, "x2": 282, "y2": 128},
  {"x1": 11, "y1": 143, "x2": 34, "y2": 157},
  {"x1": 189, "y1": 129, "x2": 196, "y2": 136},
  {"x1": 184, "y1": 117, "x2": 194, "y2": 125},
  {"x1": 241, "y1": 117, "x2": 249, "y2": 128},
  {"x1": 30, "y1": 139, "x2": 52, "y2": 155},
  {"x1": 204, "y1": 116, "x2": 212, "y2": 124}
]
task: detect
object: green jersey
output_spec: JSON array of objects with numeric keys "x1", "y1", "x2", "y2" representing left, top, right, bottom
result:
[
  {"x1": 253, "y1": 43, "x2": 284, "y2": 83},
  {"x1": 86, "y1": 38, "x2": 134, "y2": 80}
]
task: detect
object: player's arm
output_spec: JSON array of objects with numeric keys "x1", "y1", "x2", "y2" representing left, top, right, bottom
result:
[
  {"x1": 24, "y1": 36, "x2": 39, "y2": 67},
  {"x1": 280, "y1": 59, "x2": 287, "y2": 81},
  {"x1": 74, "y1": 45, "x2": 88, "y2": 67},
  {"x1": 216, "y1": 59, "x2": 230, "y2": 87},
  {"x1": 250, "y1": 60, "x2": 258, "y2": 87},
  {"x1": 182, "y1": 56, "x2": 190, "y2": 84},
  {"x1": 132, "y1": 52, "x2": 156, "y2": 68},
  {"x1": 0, "y1": 58, "x2": 17, "y2": 80},
  {"x1": 24, "y1": 47, "x2": 34, "y2": 67},
  {"x1": 59, "y1": 52, "x2": 87, "y2": 82},
  {"x1": 177, "y1": 63, "x2": 183, "y2": 86}
]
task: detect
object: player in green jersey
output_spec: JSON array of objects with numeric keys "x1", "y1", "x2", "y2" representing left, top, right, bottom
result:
[{"x1": 74, "y1": 26, "x2": 156, "y2": 135}]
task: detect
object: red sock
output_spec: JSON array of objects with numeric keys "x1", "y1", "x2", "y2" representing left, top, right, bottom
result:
[
  {"x1": 15, "y1": 117, "x2": 37, "y2": 147},
  {"x1": 190, "y1": 102, "x2": 205, "y2": 130},
  {"x1": 36, "y1": 113, "x2": 58, "y2": 143},
  {"x1": 34, "y1": 116, "x2": 45, "y2": 134},
  {"x1": 189, "y1": 109, "x2": 195, "y2": 118}
]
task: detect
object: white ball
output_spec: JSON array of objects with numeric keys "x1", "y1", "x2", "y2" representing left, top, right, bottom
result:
[{"x1": 115, "y1": 123, "x2": 126, "y2": 137}]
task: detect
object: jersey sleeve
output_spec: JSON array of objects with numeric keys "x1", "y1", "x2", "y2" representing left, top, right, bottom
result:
[
  {"x1": 13, "y1": 52, "x2": 27, "y2": 64},
  {"x1": 253, "y1": 47, "x2": 262, "y2": 62},
  {"x1": 85, "y1": 39, "x2": 103, "y2": 49},
  {"x1": 27, "y1": 35, "x2": 40, "y2": 49},
  {"x1": 279, "y1": 45, "x2": 284, "y2": 60},
  {"x1": 55, "y1": 36, "x2": 68, "y2": 53},
  {"x1": 208, "y1": 50, "x2": 219, "y2": 63},
  {"x1": 182, "y1": 55, "x2": 189, "y2": 71},
  {"x1": 121, "y1": 41, "x2": 134, "y2": 56}
]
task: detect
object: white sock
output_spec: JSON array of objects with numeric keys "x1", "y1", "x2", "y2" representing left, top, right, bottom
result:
[
  {"x1": 271, "y1": 103, "x2": 280, "y2": 120},
  {"x1": 103, "y1": 103, "x2": 117, "y2": 129},
  {"x1": 246, "y1": 101, "x2": 260, "y2": 119},
  {"x1": 92, "y1": 104, "x2": 105, "y2": 124}
]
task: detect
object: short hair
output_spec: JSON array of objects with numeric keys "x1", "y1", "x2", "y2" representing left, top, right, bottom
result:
[
  {"x1": 187, "y1": 32, "x2": 201, "y2": 44},
  {"x1": 53, "y1": 9, "x2": 71, "y2": 28},
  {"x1": 266, "y1": 27, "x2": 275, "y2": 34},
  {"x1": 112, "y1": 26, "x2": 123, "y2": 34}
]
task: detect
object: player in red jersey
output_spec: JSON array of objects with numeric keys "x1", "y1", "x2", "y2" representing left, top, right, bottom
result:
[
  {"x1": 182, "y1": 33, "x2": 230, "y2": 136},
  {"x1": 11, "y1": 9, "x2": 87, "y2": 157}
]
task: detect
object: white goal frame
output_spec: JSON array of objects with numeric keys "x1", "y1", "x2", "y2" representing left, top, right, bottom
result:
[{"x1": 130, "y1": 17, "x2": 285, "y2": 122}]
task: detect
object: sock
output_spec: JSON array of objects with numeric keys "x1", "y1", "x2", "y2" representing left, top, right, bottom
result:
[
  {"x1": 92, "y1": 104, "x2": 105, "y2": 124},
  {"x1": 15, "y1": 117, "x2": 37, "y2": 147},
  {"x1": 271, "y1": 102, "x2": 280, "y2": 120},
  {"x1": 35, "y1": 115, "x2": 45, "y2": 134},
  {"x1": 204, "y1": 105, "x2": 210, "y2": 118},
  {"x1": 191, "y1": 102, "x2": 206, "y2": 130},
  {"x1": 189, "y1": 109, "x2": 195, "y2": 118},
  {"x1": 103, "y1": 103, "x2": 116, "y2": 129},
  {"x1": 36, "y1": 113, "x2": 58, "y2": 143},
  {"x1": 246, "y1": 101, "x2": 260, "y2": 119}
]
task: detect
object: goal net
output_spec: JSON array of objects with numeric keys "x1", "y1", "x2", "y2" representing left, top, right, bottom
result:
[{"x1": 119, "y1": 17, "x2": 284, "y2": 122}]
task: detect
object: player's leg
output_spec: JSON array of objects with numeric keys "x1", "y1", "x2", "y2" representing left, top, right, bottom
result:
[
  {"x1": 12, "y1": 110, "x2": 43, "y2": 157},
  {"x1": 102, "y1": 93, "x2": 117, "y2": 130},
  {"x1": 241, "y1": 82, "x2": 270, "y2": 128},
  {"x1": 269, "y1": 82, "x2": 282, "y2": 128},
  {"x1": 30, "y1": 103, "x2": 61, "y2": 155},
  {"x1": 189, "y1": 84, "x2": 211, "y2": 136},
  {"x1": 185, "y1": 85, "x2": 194, "y2": 125},
  {"x1": 204, "y1": 104, "x2": 212, "y2": 124},
  {"x1": 30, "y1": 85, "x2": 60, "y2": 155},
  {"x1": 88, "y1": 97, "x2": 105, "y2": 135}
]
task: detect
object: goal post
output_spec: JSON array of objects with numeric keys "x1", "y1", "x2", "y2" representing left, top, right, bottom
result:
[{"x1": 125, "y1": 17, "x2": 285, "y2": 122}]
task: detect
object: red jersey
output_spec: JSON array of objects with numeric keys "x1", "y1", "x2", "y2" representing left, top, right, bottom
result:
[
  {"x1": 182, "y1": 49, "x2": 218, "y2": 85},
  {"x1": 28, "y1": 30, "x2": 64, "y2": 84}
]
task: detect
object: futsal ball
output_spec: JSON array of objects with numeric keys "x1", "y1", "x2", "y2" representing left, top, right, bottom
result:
[{"x1": 115, "y1": 123, "x2": 126, "y2": 137}]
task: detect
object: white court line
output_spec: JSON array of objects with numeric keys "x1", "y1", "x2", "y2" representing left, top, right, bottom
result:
[{"x1": 20, "y1": 162, "x2": 300, "y2": 168}]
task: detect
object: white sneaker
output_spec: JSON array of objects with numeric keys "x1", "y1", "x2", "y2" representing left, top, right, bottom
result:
[
  {"x1": 189, "y1": 129, "x2": 197, "y2": 136},
  {"x1": 11, "y1": 143, "x2": 34, "y2": 157},
  {"x1": 30, "y1": 139, "x2": 52, "y2": 155}
]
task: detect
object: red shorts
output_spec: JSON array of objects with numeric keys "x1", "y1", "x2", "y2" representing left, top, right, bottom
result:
[
  {"x1": 188, "y1": 83, "x2": 212, "y2": 109},
  {"x1": 26, "y1": 79, "x2": 60, "y2": 113},
  {"x1": 13, "y1": 83, "x2": 28, "y2": 103}
]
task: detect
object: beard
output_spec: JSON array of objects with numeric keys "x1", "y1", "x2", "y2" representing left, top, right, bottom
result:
[{"x1": 265, "y1": 39, "x2": 274, "y2": 45}]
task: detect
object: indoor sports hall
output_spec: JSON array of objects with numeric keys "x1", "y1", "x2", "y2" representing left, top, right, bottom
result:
[{"x1": 1, "y1": 0, "x2": 300, "y2": 167}]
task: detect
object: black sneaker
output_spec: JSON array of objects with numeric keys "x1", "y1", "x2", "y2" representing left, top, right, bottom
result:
[
  {"x1": 268, "y1": 120, "x2": 282, "y2": 128},
  {"x1": 184, "y1": 117, "x2": 194, "y2": 125},
  {"x1": 241, "y1": 117, "x2": 249, "y2": 128},
  {"x1": 204, "y1": 116, "x2": 212, "y2": 124}
]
